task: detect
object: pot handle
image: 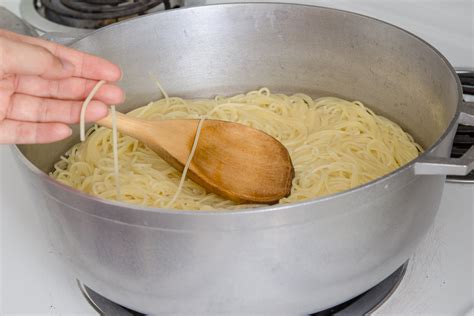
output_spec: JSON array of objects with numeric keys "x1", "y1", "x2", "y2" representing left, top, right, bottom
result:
[
  {"x1": 414, "y1": 101, "x2": 474, "y2": 175},
  {"x1": 0, "y1": 6, "x2": 90, "y2": 44},
  {"x1": 40, "y1": 32, "x2": 91, "y2": 45},
  {"x1": 0, "y1": 7, "x2": 37, "y2": 36}
]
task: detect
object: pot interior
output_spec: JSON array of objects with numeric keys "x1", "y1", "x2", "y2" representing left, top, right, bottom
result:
[{"x1": 18, "y1": 3, "x2": 459, "y2": 175}]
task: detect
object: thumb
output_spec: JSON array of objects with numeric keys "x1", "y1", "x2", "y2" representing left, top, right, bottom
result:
[{"x1": 0, "y1": 36, "x2": 75, "y2": 79}]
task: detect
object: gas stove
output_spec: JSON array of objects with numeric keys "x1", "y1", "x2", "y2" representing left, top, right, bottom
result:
[
  {"x1": 0, "y1": 1, "x2": 473, "y2": 315},
  {"x1": 37, "y1": 0, "x2": 166, "y2": 29},
  {"x1": 19, "y1": 0, "x2": 182, "y2": 35}
]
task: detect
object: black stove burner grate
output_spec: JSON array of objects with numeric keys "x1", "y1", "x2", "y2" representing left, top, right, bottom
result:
[
  {"x1": 459, "y1": 72, "x2": 474, "y2": 95},
  {"x1": 448, "y1": 71, "x2": 474, "y2": 183},
  {"x1": 37, "y1": 0, "x2": 168, "y2": 28},
  {"x1": 451, "y1": 125, "x2": 474, "y2": 158},
  {"x1": 79, "y1": 262, "x2": 407, "y2": 316}
]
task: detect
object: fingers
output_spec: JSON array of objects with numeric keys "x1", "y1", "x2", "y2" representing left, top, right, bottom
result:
[
  {"x1": 0, "y1": 30, "x2": 123, "y2": 145},
  {"x1": 0, "y1": 78, "x2": 14, "y2": 120},
  {"x1": 66, "y1": 48, "x2": 122, "y2": 82},
  {"x1": 0, "y1": 37, "x2": 75, "y2": 79},
  {"x1": 0, "y1": 119, "x2": 71, "y2": 144},
  {"x1": 0, "y1": 29, "x2": 121, "y2": 82},
  {"x1": 15, "y1": 75, "x2": 125, "y2": 104},
  {"x1": 7, "y1": 94, "x2": 109, "y2": 124}
]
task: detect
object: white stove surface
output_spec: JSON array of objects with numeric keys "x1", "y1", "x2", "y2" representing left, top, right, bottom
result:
[{"x1": 1, "y1": 0, "x2": 473, "y2": 315}]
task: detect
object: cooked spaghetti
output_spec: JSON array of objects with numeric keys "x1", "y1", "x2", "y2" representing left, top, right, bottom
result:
[{"x1": 51, "y1": 88, "x2": 422, "y2": 210}]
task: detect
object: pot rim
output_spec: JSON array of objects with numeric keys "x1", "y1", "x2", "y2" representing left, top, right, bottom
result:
[{"x1": 12, "y1": 2, "x2": 464, "y2": 216}]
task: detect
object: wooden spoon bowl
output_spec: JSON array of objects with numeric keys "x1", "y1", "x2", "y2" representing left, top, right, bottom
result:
[{"x1": 98, "y1": 113, "x2": 294, "y2": 204}]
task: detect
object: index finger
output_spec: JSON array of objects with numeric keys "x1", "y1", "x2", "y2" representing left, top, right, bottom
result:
[{"x1": 0, "y1": 29, "x2": 122, "y2": 82}]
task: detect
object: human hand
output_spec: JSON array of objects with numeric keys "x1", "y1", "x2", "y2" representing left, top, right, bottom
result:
[{"x1": 0, "y1": 29, "x2": 124, "y2": 144}]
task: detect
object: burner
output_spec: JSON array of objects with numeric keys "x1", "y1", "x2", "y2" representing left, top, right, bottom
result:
[
  {"x1": 447, "y1": 70, "x2": 474, "y2": 183},
  {"x1": 36, "y1": 0, "x2": 168, "y2": 29},
  {"x1": 78, "y1": 262, "x2": 407, "y2": 315}
]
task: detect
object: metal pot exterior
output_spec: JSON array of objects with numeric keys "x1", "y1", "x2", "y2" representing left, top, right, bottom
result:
[
  {"x1": 17, "y1": 158, "x2": 449, "y2": 314},
  {"x1": 13, "y1": 3, "x2": 468, "y2": 314}
]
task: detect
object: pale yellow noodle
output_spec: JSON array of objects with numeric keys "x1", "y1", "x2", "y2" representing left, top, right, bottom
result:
[
  {"x1": 166, "y1": 117, "x2": 206, "y2": 208},
  {"x1": 111, "y1": 105, "x2": 121, "y2": 199},
  {"x1": 80, "y1": 80, "x2": 106, "y2": 141},
  {"x1": 52, "y1": 89, "x2": 422, "y2": 211}
]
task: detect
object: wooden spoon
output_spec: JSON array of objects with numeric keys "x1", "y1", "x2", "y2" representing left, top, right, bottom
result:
[{"x1": 97, "y1": 112, "x2": 294, "y2": 204}]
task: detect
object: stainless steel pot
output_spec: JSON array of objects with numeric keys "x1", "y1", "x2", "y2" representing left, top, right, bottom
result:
[{"x1": 12, "y1": 3, "x2": 474, "y2": 314}]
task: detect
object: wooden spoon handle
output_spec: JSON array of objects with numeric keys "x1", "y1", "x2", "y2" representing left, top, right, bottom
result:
[{"x1": 97, "y1": 112, "x2": 149, "y2": 141}]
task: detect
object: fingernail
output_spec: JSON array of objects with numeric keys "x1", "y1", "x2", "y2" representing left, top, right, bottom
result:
[
  {"x1": 116, "y1": 87, "x2": 126, "y2": 103},
  {"x1": 118, "y1": 66, "x2": 124, "y2": 81},
  {"x1": 66, "y1": 126, "x2": 73, "y2": 137},
  {"x1": 61, "y1": 59, "x2": 75, "y2": 74}
]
